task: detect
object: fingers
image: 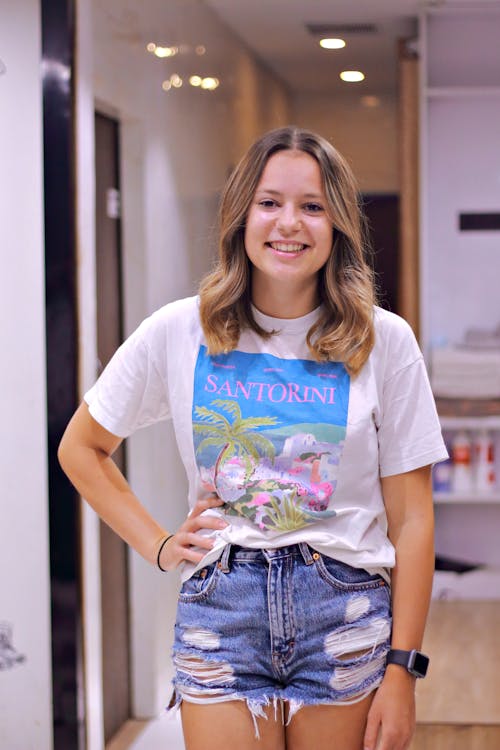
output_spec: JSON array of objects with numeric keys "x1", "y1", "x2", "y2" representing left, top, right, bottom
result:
[
  {"x1": 158, "y1": 494, "x2": 229, "y2": 572},
  {"x1": 158, "y1": 535, "x2": 206, "y2": 571},
  {"x1": 189, "y1": 494, "x2": 225, "y2": 518},
  {"x1": 363, "y1": 700, "x2": 414, "y2": 750},
  {"x1": 182, "y1": 531, "x2": 218, "y2": 550},
  {"x1": 183, "y1": 496, "x2": 228, "y2": 534},
  {"x1": 363, "y1": 716, "x2": 379, "y2": 750}
]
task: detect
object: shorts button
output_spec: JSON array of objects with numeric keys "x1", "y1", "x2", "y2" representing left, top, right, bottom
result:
[
  {"x1": 200, "y1": 569, "x2": 207, "y2": 578},
  {"x1": 312, "y1": 552, "x2": 320, "y2": 561}
]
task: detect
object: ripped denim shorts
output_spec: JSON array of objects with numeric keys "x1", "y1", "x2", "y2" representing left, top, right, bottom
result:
[{"x1": 168, "y1": 543, "x2": 391, "y2": 733}]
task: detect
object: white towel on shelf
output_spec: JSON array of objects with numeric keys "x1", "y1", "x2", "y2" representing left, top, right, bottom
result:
[{"x1": 431, "y1": 347, "x2": 500, "y2": 398}]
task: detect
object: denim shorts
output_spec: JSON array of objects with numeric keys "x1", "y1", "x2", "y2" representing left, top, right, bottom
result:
[{"x1": 168, "y1": 543, "x2": 391, "y2": 733}]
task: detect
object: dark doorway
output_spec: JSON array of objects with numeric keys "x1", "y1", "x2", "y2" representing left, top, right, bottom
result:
[
  {"x1": 42, "y1": 0, "x2": 84, "y2": 747},
  {"x1": 94, "y1": 112, "x2": 131, "y2": 743},
  {"x1": 363, "y1": 194, "x2": 400, "y2": 314}
]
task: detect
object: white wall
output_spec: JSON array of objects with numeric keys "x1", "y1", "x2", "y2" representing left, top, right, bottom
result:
[
  {"x1": 0, "y1": 2, "x2": 53, "y2": 749},
  {"x1": 292, "y1": 92, "x2": 399, "y2": 194},
  {"x1": 425, "y1": 94, "x2": 500, "y2": 348},
  {"x1": 421, "y1": 8, "x2": 500, "y2": 351},
  {"x1": 76, "y1": 0, "x2": 291, "y2": 731},
  {"x1": 75, "y1": 1, "x2": 106, "y2": 747}
]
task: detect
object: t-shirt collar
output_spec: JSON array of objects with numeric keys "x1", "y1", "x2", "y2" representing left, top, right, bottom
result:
[{"x1": 251, "y1": 303, "x2": 322, "y2": 334}]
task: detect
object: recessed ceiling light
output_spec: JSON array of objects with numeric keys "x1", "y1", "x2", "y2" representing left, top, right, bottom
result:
[
  {"x1": 340, "y1": 70, "x2": 365, "y2": 83},
  {"x1": 319, "y1": 38, "x2": 346, "y2": 50},
  {"x1": 189, "y1": 75, "x2": 203, "y2": 87},
  {"x1": 195, "y1": 45, "x2": 206, "y2": 56}
]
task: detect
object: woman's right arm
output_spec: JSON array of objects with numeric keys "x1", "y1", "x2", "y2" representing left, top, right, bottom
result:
[{"x1": 58, "y1": 402, "x2": 226, "y2": 570}]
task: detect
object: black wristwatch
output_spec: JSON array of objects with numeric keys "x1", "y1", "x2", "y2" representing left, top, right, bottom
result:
[{"x1": 386, "y1": 648, "x2": 429, "y2": 678}]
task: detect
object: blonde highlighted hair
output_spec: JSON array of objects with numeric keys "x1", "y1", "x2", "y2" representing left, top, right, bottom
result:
[{"x1": 199, "y1": 126, "x2": 376, "y2": 374}]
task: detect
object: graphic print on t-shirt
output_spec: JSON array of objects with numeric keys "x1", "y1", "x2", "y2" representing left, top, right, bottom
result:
[{"x1": 192, "y1": 346, "x2": 350, "y2": 532}]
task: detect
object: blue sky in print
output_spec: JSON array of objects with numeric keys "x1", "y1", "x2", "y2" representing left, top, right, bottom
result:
[{"x1": 192, "y1": 346, "x2": 350, "y2": 532}]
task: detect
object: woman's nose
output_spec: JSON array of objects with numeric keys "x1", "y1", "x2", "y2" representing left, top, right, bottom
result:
[{"x1": 277, "y1": 204, "x2": 302, "y2": 233}]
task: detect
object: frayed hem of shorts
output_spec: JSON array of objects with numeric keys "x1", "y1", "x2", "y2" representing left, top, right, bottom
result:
[
  {"x1": 164, "y1": 682, "x2": 379, "y2": 740},
  {"x1": 165, "y1": 687, "x2": 295, "y2": 739}
]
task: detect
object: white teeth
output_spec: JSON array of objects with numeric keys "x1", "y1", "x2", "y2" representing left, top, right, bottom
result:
[{"x1": 270, "y1": 242, "x2": 306, "y2": 253}]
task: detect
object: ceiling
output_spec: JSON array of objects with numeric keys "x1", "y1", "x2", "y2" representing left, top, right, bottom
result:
[
  {"x1": 202, "y1": 0, "x2": 487, "y2": 96},
  {"x1": 202, "y1": 0, "x2": 423, "y2": 96}
]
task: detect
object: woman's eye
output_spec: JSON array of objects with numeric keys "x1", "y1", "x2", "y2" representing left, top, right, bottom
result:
[
  {"x1": 304, "y1": 203, "x2": 324, "y2": 213},
  {"x1": 259, "y1": 199, "x2": 277, "y2": 208}
]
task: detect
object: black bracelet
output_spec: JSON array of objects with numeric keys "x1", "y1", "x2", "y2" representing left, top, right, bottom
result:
[{"x1": 156, "y1": 534, "x2": 174, "y2": 572}]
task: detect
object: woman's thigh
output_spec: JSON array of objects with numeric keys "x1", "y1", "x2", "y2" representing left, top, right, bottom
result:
[
  {"x1": 181, "y1": 700, "x2": 286, "y2": 750},
  {"x1": 285, "y1": 693, "x2": 374, "y2": 750}
]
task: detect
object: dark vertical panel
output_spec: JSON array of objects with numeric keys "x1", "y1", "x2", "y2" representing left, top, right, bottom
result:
[
  {"x1": 363, "y1": 194, "x2": 400, "y2": 314},
  {"x1": 41, "y1": 0, "x2": 83, "y2": 748}
]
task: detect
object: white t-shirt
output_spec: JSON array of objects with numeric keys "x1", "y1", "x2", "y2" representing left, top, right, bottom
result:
[{"x1": 84, "y1": 296, "x2": 448, "y2": 581}]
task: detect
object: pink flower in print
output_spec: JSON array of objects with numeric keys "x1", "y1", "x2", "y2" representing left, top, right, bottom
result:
[
  {"x1": 248, "y1": 492, "x2": 272, "y2": 507},
  {"x1": 310, "y1": 482, "x2": 333, "y2": 502}
]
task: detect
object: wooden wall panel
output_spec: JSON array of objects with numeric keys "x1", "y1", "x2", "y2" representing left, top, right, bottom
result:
[{"x1": 398, "y1": 39, "x2": 420, "y2": 338}]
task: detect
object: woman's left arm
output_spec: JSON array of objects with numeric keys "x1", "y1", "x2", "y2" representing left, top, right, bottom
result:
[{"x1": 364, "y1": 464, "x2": 435, "y2": 750}]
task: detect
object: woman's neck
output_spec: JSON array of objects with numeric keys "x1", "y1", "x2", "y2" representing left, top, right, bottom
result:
[{"x1": 251, "y1": 278, "x2": 319, "y2": 319}]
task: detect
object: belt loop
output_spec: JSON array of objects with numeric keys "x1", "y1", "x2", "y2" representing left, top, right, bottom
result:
[
  {"x1": 218, "y1": 544, "x2": 231, "y2": 573},
  {"x1": 299, "y1": 542, "x2": 315, "y2": 565}
]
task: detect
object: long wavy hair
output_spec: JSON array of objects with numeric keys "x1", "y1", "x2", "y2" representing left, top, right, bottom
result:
[{"x1": 198, "y1": 126, "x2": 376, "y2": 374}]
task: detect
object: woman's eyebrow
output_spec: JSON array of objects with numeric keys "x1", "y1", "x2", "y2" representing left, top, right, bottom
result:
[{"x1": 255, "y1": 188, "x2": 324, "y2": 199}]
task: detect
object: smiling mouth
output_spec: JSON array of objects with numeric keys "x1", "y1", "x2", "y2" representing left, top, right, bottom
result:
[{"x1": 267, "y1": 242, "x2": 308, "y2": 253}]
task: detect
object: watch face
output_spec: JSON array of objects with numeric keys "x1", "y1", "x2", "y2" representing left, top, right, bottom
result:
[{"x1": 409, "y1": 650, "x2": 429, "y2": 677}]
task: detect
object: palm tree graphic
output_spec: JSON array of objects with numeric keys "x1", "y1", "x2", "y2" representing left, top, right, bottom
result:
[{"x1": 193, "y1": 398, "x2": 278, "y2": 480}]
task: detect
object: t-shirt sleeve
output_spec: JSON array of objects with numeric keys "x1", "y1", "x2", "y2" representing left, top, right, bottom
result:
[
  {"x1": 83, "y1": 314, "x2": 170, "y2": 438},
  {"x1": 377, "y1": 356, "x2": 449, "y2": 478}
]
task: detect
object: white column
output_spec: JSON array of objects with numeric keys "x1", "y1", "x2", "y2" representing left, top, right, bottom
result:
[{"x1": 0, "y1": 1, "x2": 53, "y2": 747}]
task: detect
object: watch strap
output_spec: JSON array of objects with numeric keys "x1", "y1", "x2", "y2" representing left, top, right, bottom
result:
[{"x1": 386, "y1": 648, "x2": 429, "y2": 678}]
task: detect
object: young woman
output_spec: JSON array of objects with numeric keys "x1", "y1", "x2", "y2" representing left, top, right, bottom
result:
[{"x1": 59, "y1": 126, "x2": 447, "y2": 750}]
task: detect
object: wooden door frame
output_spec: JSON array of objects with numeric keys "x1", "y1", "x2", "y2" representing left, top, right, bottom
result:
[
  {"x1": 398, "y1": 37, "x2": 420, "y2": 339},
  {"x1": 94, "y1": 110, "x2": 132, "y2": 744}
]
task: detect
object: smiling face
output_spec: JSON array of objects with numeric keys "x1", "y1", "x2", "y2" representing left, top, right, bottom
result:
[{"x1": 244, "y1": 149, "x2": 334, "y2": 318}]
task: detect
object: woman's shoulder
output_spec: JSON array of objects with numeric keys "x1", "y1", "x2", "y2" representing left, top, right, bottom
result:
[
  {"x1": 142, "y1": 295, "x2": 201, "y2": 335},
  {"x1": 373, "y1": 305, "x2": 417, "y2": 342},
  {"x1": 150, "y1": 295, "x2": 200, "y2": 323},
  {"x1": 371, "y1": 306, "x2": 422, "y2": 369},
  {"x1": 129, "y1": 296, "x2": 201, "y2": 353}
]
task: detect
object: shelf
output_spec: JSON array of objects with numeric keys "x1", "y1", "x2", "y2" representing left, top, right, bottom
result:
[
  {"x1": 434, "y1": 491, "x2": 500, "y2": 504},
  {"x1": 439, "y1": 415, "x2": 500, "y2": 430},
  {"x1": 432, "y1": 567, "x2": 500, "y2": 600},
  {"x1": 426, "y1": 86, "x2": 500, "y2": 98}
]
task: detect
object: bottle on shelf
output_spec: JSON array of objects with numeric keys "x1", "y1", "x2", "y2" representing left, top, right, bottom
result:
[
  {"x1": 474, "y1": 429, "x2": 496, "y2": 493},
  {"x1": 433, "y1": 452, "x2": 452, "y2": 493},
  {"x1": 451, "y1": 430, "x2": 472, "y2": 493}
]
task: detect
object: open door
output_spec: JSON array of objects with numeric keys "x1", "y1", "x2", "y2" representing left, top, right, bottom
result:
[{"x1": 94, "y1": 111, "x2": 131, "y2": 743}]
